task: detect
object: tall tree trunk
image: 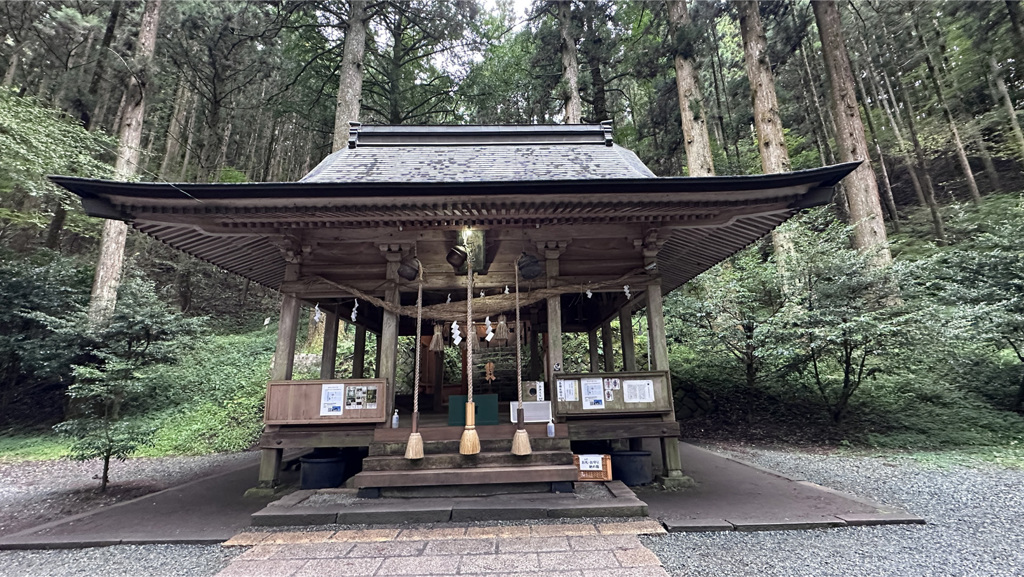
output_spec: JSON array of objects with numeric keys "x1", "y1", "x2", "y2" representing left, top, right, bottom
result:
[
  {"x1": 668, "y1": 0, "x2": 714, "y2": 176},
  {"x1": 738, "y1": 0, "x2": 791, "y2": 253},
  {"x1": 854, "y1": 68, "x2": 900, "y2": 233},
  {"x1": 990, "y1": 55, "x2": 1024, "y2": 160},
  {"x1": 1007, "y1": 1, "x2": 1024, "y2": 63},
  {"x1": 159, "y1": 79, "x2": 188, "y2": 179},
  {"x1": 739, "y1": 0, "x2": 790, "y2": 175},
  {"x1": 88, "y1": 0, "x2": 162, "y2": 324},
  {"x1": 557, "y1": 0, "x2": 582, "y2": 124},
  {"x1": 899, "y1": 78, "x2": 946, "y2": 243},
  {"x1": 874, "y1": 16, "x2": 945, "y2": 241},
  {"x1": 1, "y1": 43, "x2": 22, "y2": 87},
  {"x1": 975, "y1": 135, "x2": 1002, "y2": 192},
  {"x1": 581, "y1": 7, "x2": 608, "y2": 122},
  {"x1": 179, "y1": 91, "x2": 198, "y2": 182},
  {"x1": 333, "y1": 0, "x2": 368, "y2": 151},
  {"x1": 812, "y1": 0, "x2": 891, "y2": 266},
  {"x1": 84, "y1": 1, "x2": 122, "y2": 129},
  {"x1": 914, "y1": 16, "x2": 981, "y2": 205},
  {"x1": 707, "y1": 25, "x2": 738, "y2": 171}
]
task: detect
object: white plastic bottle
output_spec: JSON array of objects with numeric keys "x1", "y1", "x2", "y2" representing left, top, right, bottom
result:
[
  {"x1": 391, "y1": 409, "x2": 399, "y2": 429},
  {"x1": 546, "y1": 419, "x2": 555, "y2": 438}
]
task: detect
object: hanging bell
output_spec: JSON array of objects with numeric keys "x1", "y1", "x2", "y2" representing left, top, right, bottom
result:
[
  {"x1": 517, "y1": 253, "x2": 544, "y2": 280},
  {"x1": 397, "y1": 256, "x2": 420, "y2": 281},
  {"x1": 494, "y1": 314, "x2": 511, "y2": 341},
  {"x1": 429, "y1": 323, "x2": 445, "y2": 352},
  {"x1": 447, "y1": 246, "x2": 468, "y2": 269}
]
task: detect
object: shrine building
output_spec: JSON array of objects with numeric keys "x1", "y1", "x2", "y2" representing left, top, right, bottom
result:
[{"x1": 54, "y1": 123, "x2": 856, "y2": 494}]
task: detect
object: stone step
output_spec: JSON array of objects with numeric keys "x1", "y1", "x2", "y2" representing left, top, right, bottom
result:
[
  {"x1": 369, "y1": 437, "x2": 570, "y2": 457},
  {"x1": 361, "y1": 450, "x2": 574, "y2": 471},
  {"x1": 350, "y1": 464, "x2": 580, "y2": 489}
]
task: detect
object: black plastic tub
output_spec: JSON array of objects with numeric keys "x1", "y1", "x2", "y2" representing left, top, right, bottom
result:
[
  {"x1": 300, "y1": 452, "x2": 347, "y2": 489},
  {"x1": 610, "y1": 450, "x2": 653, "y2": 486}
]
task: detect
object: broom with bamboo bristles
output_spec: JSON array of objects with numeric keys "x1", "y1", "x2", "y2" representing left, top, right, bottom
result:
[
  {"x1": 459, "y1": 249, "x2": 481, "y2": 455},
  {"x1": 404, "y1": 274, "x2": 425, "y2": 460},
  {"x1": 511, "y1": 258, "x2": 532, "y2": 456}
]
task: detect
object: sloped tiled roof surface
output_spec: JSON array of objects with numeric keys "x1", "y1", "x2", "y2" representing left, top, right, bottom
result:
[
  {"x1": 301, "y1": 124, "x2": 655, "y2": 183},
  {"x1": 302, "y1": 144, "x2": 655, "y2": 183}
]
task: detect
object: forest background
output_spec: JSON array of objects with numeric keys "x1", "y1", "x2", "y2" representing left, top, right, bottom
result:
[{"x1": 2, "y1": 0, "x2": 1024, "y2": 475}]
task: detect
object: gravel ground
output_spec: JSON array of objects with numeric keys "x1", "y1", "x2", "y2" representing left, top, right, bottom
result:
[
  {"x1": 3, "y1": 446, "x2": 1023, "y2": 576},
  {"x1": 0, "y1": 452, "x2": 255, "y2": 537},
  {"x1": 0, "y1": 545, "x2": 236, "y2": 577},
  {"x1": 644, "y1": 444, "x2": 1024, "y2": 577}
]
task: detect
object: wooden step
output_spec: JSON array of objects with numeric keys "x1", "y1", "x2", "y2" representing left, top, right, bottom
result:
[
  {"x1": 350, "y1": 464, "x2": 580, "y2": 488},
  {"x1": 361, "y1": 450, "x2": 574, "y2": 471},
  {"x1": 369, "y1": 437, "x2": 570, "y2": 456}
]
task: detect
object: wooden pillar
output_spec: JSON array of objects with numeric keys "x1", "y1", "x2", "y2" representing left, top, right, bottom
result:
[
  {"x1": 374, "y1": 332, "x2": 382, "y2": 377},
  {"x1": 601, "y1": 320, "x2": 615, "y2": 372},
  {"x1": 620, "y1": 306, "x2": 636, "y2": 372},
  {"x1": 588, "y1": 328, "x2": 600, "y2": 372},
  {"x1": 261, "y1": 263, "x2": 300, "y2": 488},
  {"x1": 647, "y1": 279, "x2": 687, "y2": 485},
  {"x1": 646, "y1": 283, "x2": 670, "y2": 373},
  {"x1": 319, "y1": 308, "x2": 339, "y2": 379},
  {"x1": 544, "y1": 243, "x2": 564, "y2": 385},
  {"x1": 379, "y1": 250, "x2": 402, "y2": 417},
  {"x1": 353, "y1": 324, "x2": 367, "y2": 378}
]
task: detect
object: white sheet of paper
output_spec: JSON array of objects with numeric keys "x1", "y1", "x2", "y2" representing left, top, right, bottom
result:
[
  {"x1": 581, "y1": 378, "x2": 604, "y2": 409},
  {"x1": 623, "y1": 379, "x2": 656, "y2": 403},
  {"x1": 578, "y1": 454, "x2": 604, "y2": 471},
  {"x1": 319, "y1": 383, "x2": 345, "y2": 416},
  {"x1": 557, "y1": 379, "x2": 579, "y2": 402}
]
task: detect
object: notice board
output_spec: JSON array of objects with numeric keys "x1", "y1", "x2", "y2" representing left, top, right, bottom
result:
[
  {"x1": 264, "y1": 379, "x2": 388, "y2": 425},
  {"x1": 553, "y1": 371, "x2": 672, "y2": 417}
]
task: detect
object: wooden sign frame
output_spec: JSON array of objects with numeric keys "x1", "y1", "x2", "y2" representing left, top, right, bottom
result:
[
  {"x1": 552, "y1": 371, "x2": 672, "y2": 417},
  {"x1": 264, "y1": 379, "x2": 389, "y2": 425}
]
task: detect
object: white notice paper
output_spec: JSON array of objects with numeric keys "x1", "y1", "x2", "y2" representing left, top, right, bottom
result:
[
  {"x1": 320, "y1": 383, "x2": 345, "y2": 416},
  {"x1": 556, "y1": 379, "x2": 579, "y2": 402},
  {"x1": 578, "y1": 454, "x2": 604, "y2": 471},
  {"x1": 623, "y1": 379, "x2": 656, "y2": 403},
  {"x1": 581, "y1": 378, "x2": 605, "y2": 409}
]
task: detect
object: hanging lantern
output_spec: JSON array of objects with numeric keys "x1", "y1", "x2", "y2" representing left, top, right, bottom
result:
[
  {"x1": 429, "y1": 323, "x2": 445, "y2": 352},
  {"x1": 494, "y1": 314, "x2": 511, "y2": 341}
]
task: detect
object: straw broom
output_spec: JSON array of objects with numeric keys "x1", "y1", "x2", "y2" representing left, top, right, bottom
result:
[
  {"x1": 404, "y1": 276, "x2": 425, "y2": 460},
  {"x1": 511, "y1": 258, "x2": 532, "y2": 455},
  {"x1": 459, "y1": 251, "x2": 481, "y2": 455}
]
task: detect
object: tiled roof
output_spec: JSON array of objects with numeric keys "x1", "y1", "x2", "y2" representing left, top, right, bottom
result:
[{"x1": 300, "y1": 124, "x2": 655, "y2": 183}]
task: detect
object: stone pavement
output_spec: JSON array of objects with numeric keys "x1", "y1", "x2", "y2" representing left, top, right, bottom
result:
[{"x1": 218, "y1": 519, "x2": 669, "y2": 577}]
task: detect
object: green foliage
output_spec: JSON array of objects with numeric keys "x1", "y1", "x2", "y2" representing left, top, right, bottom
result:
[
  {"x1": 45, "y1": 275, "x2": 203, "y2": 490},
  {"x1": 0, "y1": 250, "x2": 92, "y2": 427},
  {"x1": 143, "y1": 328, "x2": 275, "y2": 455},
  {"x1": 0, "y1": 432, "x2": 70, "y2": 462},
  {"x1": 669, "y1": 198, "x2": 1024, "y2": 448}
]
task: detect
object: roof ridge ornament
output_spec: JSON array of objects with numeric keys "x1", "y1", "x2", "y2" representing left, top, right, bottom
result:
[
  {"x1": 600, "y1": 120, "x2": 613, "y2": 147},
  {"x1": 348, "y1": 121, "x2": 362, "y2": 149}
]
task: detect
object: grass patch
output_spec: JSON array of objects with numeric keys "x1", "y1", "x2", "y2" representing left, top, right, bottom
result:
[
  {"x1": 0, "y1": 432, "x2": 69, "y2": 462},
  {"x1": 900, "y1": 444, "x2": 1024, "y2": 470}
]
